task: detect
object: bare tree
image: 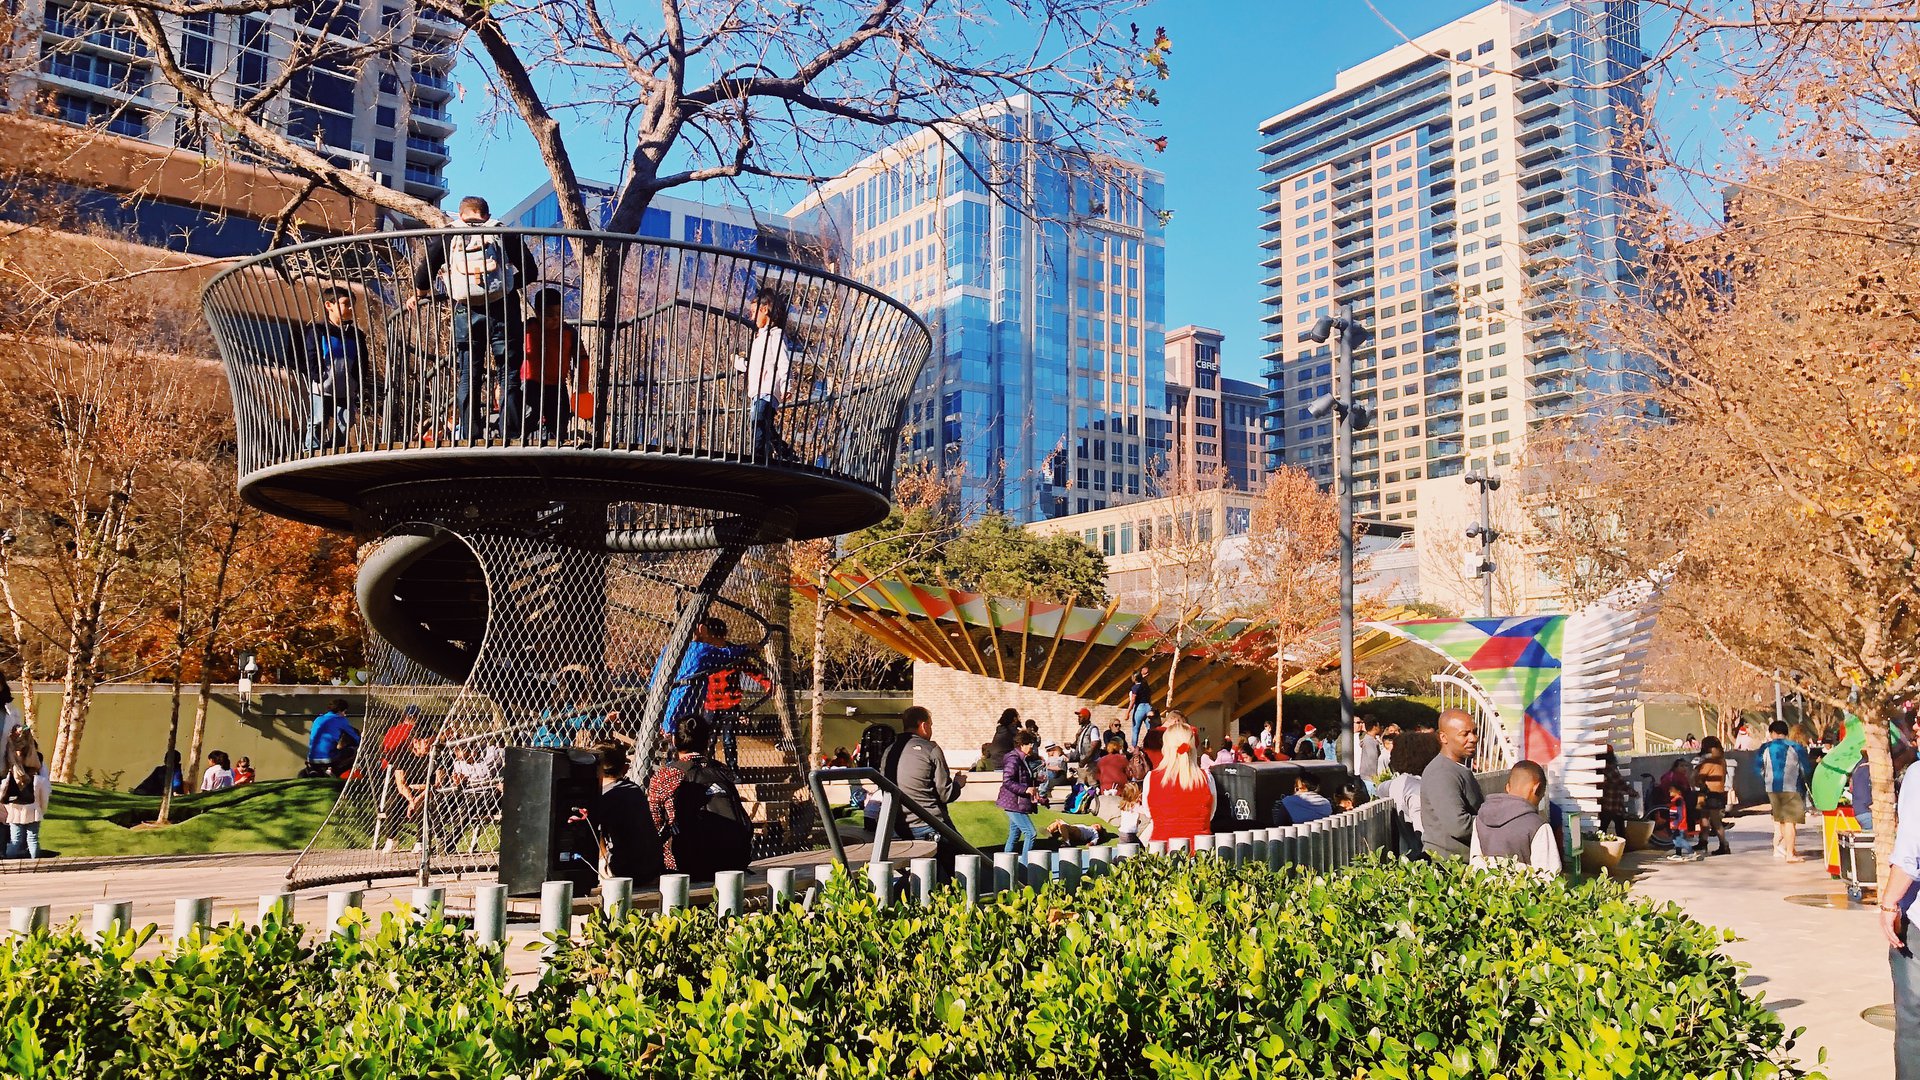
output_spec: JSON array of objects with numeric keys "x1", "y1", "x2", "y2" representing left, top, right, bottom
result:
[
  {"x1": 0, "y1": 309, "x2": 208, "y2": 781},
  {"x1": 104, "y1": 0, "x2": 1170, "y2": 231},
  {"x1": 1238, "y1": 466, "x2": 1339, "y2": 735},
  {"x1": 1136, "y1": 457, "x2": 1238, "y2": 706}
]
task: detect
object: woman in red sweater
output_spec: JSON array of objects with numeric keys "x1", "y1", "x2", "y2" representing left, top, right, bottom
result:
[{"x1": 1141, "y1": 712, "x2": 1215, "y2": 845}]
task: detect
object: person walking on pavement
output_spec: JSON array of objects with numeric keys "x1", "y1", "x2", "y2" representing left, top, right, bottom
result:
[
  {"x1": 1693, "y1": 735, "x2": 1732, "y2": 856},
  {"x1": 1757, "y1": 719, "x2": 1813, "y2": 862},
  {"x1": 1420, "y1": 708, "x2": 1484, "y2": 860},
  {"x1": 1879, "y1": 751, "x2": 1920, "y2": 1079}
]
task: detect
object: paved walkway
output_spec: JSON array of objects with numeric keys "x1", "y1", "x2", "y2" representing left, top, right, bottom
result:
[{"x1": 1625, "y1": 811, "x2": 1894, "y2": 1078}]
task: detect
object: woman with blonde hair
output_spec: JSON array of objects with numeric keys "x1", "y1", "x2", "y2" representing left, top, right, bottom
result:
[{"x1": 1139, "y1": 711, "x2": 1216, "y2": 846}]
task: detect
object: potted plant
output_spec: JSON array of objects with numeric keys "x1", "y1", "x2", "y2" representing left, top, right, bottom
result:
[
  {"x1": 1582, "y1": 831, "x2": 1627, "y2": 875},
  {"x1": 1622, "y1": 818, "x2": 1657, "y2": 850}
]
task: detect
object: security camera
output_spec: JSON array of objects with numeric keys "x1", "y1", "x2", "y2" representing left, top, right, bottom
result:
[
  {"x1": 845, "y1": 706, "x2": 859, "y2": 716},
  {"x1": 1307, "y1": 394, "x2": 1337, "y2": 419},
  {"x1": 1298, "y1": 315, "x2": 1336, "y2": 343}
]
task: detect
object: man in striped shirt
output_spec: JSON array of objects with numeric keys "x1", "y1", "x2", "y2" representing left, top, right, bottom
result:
[{"x1": 1756, "y1": 720, "x2": 1813, "y2": 862}]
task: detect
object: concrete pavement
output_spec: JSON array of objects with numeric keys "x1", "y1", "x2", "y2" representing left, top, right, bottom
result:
[{"x1": 1625, "y1": 811, "x2": 1895, "y2": 1079}]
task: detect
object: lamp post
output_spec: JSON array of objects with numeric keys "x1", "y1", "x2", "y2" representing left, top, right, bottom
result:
[
  {"x1": 1300, "y1": 305, "x2": 1371, "y2": 772},
  {"x1": 237, "y1": 650, "x2": 259, "y2": 725},
  {"x1": 1464, "y1": 468, "x2": 1502, "y2": 618}
]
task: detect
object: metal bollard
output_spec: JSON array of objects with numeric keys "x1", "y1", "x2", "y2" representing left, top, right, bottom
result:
[
  {"x1": 768, "y1": 867, "x2": 797, "y2": 908},
  {"x1": 1316, "y1": 821, "x2": 1333, "y2": 871},
  {"x1": 715, "y1": 870, "x2": 746, "y2": 917},
  {"x1": 909, "y1": 857, "x2": 938, "y2": 905},
  {"x1": 1235, "y1": 830, "x2": 1255, "y2": 867},
  {"x1": 954, "y1": 853, "x2": 985, "y2": 905},
  {"x1": 1087, "y1": 845, "x2": 1116, "y2": 875},
  {"x1": 9, "y1": 905, "x2": 49, "y2": 934},
  {"x1": 1025, "y1": 849, "x2": 1054, "y2": 888},
  {"x1": 172, "y1": 897, "x2": 211, "y2": 939},
  {"x1": 540, "y1": 880, "x2": 573, "y2": 933},
  {"x1": 1146, "y1": 840, "x2": 1168, "y2": 856},
  {"x1": 991, "y1": 851, "x2": 1019, "y2": 894},
  {"x1": 1277, "y1": 825, "x2": 1300, "y2": 867},
  {"x1": 326, "y1": 890, "x2": 363, "y2": 936},
  {"x1": 473, "y1": 883, "x2": 508, "y2": 946},
  {"x1": 602, "y1": 877, "x2": 634, "y2": 921},
  {"x1": 814, "y1": 863, "x2": 838, "y2": 891},
  {"x1": 256, "y1": 892, "x2": 294, "y2": 924},
  {"x1": 1056, "y1": 848, "x2": 1083, "y2": 892},
  {"x1": 1192, "y1": 833, "x2": 1216, "y2": 856},
  {"x1": 91, "y1": 900, "x2": 132, "y2": 937},
  {"x1": 659, "y1": 873, "x2": 691, "y2": 914},
  {"x1": 1116, "y1": 842, "x2": 1143, "y2": 860},
  {"x1": 411, "y1": 886, "x2": 445, "y2": 921},
  {"x1": 1251, "y1": 829, "x2": 1270, "y2": 866},
  {"x1": 865, "y1": 863, "x2": 892, "y2": 907}
]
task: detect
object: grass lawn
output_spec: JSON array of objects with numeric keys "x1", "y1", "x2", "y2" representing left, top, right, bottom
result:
[
  {"x1": 837, "y1": 800, "x2": 1112, "y2": 851},
  {"x1": 36, "y1": 779, "x2": 342, "y2": 858}
]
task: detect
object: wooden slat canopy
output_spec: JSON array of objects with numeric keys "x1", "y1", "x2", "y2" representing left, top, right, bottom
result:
[{"x1": 798, "y1": 574, "x2": 1414, "y2": 718}]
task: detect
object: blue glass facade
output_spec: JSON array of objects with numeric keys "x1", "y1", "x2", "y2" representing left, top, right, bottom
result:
[
  {"x1": 799, "y1": 102, "x2": 1166, "y2": 523},
  {"x1": 1255, "y1": 1, "x2": 1645, "y2": 524}
]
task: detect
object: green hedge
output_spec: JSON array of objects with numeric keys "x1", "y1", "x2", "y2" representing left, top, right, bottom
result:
[{"x1": 0, "y1": 857, "x2": 1814, "y2": 1079}]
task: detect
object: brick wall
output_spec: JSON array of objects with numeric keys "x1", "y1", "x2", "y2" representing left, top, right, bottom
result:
[{"x1": 910, "y1": 662, "x2": 1116, "y2": 767}]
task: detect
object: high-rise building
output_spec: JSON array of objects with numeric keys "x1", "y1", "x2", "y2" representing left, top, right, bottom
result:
[
  {"x1": 790, "y1": 96, "x2": 1167, "y2": 523},
  {"x1": 13, "y1": 0, "x2": 456, "y2": 249},
  {"x1": 1163, "y1": 325, "x2": 1265, "y2": 491},
  {"x1": 1255, "y1": 1, "x2": 1644, "y2": 524},
  {"x1": 507, "y1": 179, "x2": 820, "y2": 262}
]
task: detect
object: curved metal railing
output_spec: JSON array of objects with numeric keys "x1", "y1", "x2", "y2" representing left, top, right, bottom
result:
[{"x1": 200, "y1": 228, "x2": 931, "y2": 537}]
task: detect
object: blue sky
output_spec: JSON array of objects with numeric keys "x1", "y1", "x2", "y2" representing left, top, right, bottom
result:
[{"x1": 440, "y1": 1, "x2": 1724, "y2": 384}]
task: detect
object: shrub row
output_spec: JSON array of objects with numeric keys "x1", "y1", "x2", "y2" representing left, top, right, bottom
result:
[{"x1": 0, "y1": 856, "x2": 1814, "y2": 1079}]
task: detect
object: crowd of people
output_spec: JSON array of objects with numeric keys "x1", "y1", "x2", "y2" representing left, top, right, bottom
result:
[{"x1": 821, "y1": 695, "x2": 1566, "y2": 877}]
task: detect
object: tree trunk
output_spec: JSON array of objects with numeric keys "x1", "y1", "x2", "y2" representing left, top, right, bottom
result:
[
  {"x1": 809, "y1": 571, "x2": 831, "y2": 769},
  {"x1": 1863, "y1": 702, "x2": 1897, "y2": 870},
  {"x1": 0, "y1": 549, "x2": 38, "y2": 733},
  {"x1": 1273, "y1": 639, "x2": 1286, "y2": 736},
  {"x1": 186, "y1": 518, "x2": 241, "y2": 780},
  {"x1": 157, "y1": 658, "x2": 184, "y2": 825}
]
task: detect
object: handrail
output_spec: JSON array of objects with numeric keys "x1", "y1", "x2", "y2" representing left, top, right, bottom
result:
[{"x1": 805, "y1": 766, "x2": 986, "y2": 865}]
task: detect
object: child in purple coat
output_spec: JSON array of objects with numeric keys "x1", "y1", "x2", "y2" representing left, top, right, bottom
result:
[{"x1": 999, "y1": 729, "x2": 1041, "y2": 857}]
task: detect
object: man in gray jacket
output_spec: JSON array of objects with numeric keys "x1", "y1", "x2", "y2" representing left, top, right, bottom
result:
[
  {"x1": 1420, "y1": 708, "x2": 1484, "y2": 860},
  {"x1": 881, "y1": 706, "x2": 967, "y2": 843}
]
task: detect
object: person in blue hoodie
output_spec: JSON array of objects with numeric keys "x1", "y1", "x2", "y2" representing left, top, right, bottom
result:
[{"x1": 1282, "y1": 774, "x2": 1333, "y2": 824}]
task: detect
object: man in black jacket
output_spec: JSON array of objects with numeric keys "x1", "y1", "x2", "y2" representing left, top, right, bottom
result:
[{"x1": 409, "y1": 195, "x2": 542, "y2": 441}]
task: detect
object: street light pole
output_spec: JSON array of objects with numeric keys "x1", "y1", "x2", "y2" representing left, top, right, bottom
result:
[
  {"x1": 1300, "y1": 305, "x2": 1371, "y2": 774},
  {"x1": 1464, "y1": 469, "x2": 1502, "y2": 619}
]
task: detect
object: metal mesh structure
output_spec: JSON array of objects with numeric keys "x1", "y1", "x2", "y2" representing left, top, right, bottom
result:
[{"x1": 197, "y1": 229, "x2": 928, "y2": 889}]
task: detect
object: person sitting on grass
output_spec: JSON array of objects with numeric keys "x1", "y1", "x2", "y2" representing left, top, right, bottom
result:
[
  {"x1": 303, "y1": 700, "x2": 359, "y2": 778},
  {"x1": 201, "y1": 750, "x2": 235, "y2": 792},
  {"x1": 1114, "y1": 781, "x2": 1143, "y2": 844},
  {"x1": 131, "y1": 750, "x2": 185, "y2": 797},
  {"x1": 1469, "y1": 760, "x2": 1563, "y2": 877},
  {"x1": 1282, "y1": 774, "x2": 1333, "y2": 824},
  {"x1": 233, "y1": 757, "x2": 256, "y2": 785}
]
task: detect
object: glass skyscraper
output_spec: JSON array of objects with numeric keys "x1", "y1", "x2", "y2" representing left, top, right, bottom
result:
[
  {"x1": 1255, "y1": 1, "x2": 1644, "y2": 524},
  {"x1": 792, "y1": 96, "x2": 1167, "y2": 523}
]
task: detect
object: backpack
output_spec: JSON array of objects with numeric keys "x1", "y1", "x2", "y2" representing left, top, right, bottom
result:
[
  {"x1": 1065, "y1": 784, "x2": 1097, "y2": 815},
  {"x1": 444, "y1": 224, "x2": 517, "y2": 301},
  {"x1": 703, "y1": 667, "x2": 744, "y2": 712},
  {"x1": 662, "y1": 756, "x2": 753, "y2": 879}
]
